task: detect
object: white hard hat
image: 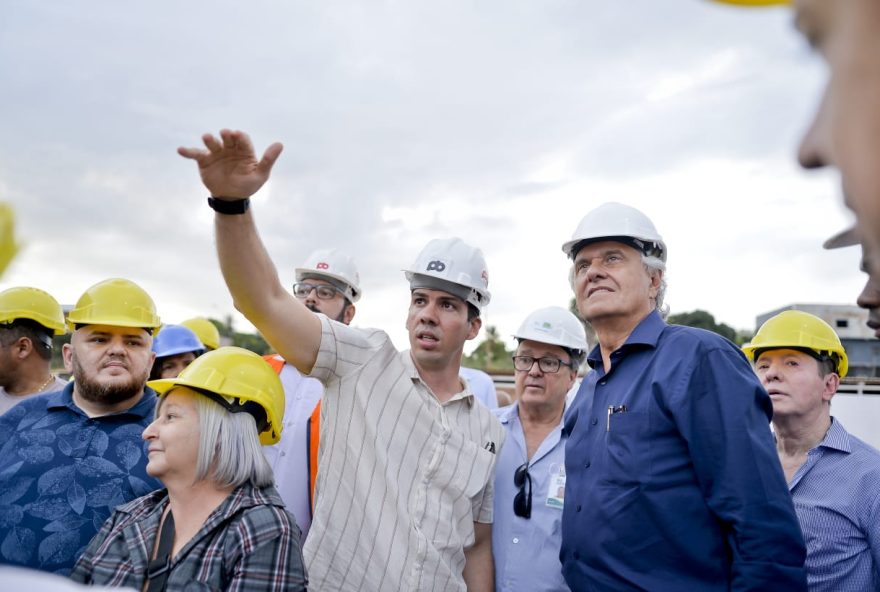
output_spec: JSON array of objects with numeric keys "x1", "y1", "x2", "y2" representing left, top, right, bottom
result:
[
  {"x1": 513, "y1": 306, "x2": 587, "y2": 352},
  {"x1": 403, "y1": 238, "x2": 491, "y2": 309},
  {"x1": 562, "y1": 202, "x2": 666, "y2": 261},
  {"x1": 295, "y1": 249, "x2": 362, "y2": 303}
]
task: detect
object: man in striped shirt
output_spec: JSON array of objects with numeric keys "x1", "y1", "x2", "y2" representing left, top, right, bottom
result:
[
  {"x1": 180, "y1": 129, "x2": 505, "y2": 591},
  {"x1": 745, "y1": 310, "x2": 880, "y2": 592}
]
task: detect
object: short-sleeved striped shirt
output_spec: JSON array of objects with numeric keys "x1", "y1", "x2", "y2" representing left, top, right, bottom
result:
[
  {"x1": 788, "y1": 417, "x2": 880, "y2": 592},
  {"x1": 304, "y1": 316, "x2": 505, "y2": 591}
]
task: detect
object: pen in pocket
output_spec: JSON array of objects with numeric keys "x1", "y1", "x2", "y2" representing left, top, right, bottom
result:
[{"x1": 606, "y1": 405, "x2": 627, "y2": 431}]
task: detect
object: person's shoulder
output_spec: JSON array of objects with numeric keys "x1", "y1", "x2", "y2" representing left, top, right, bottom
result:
[
  {"x1": 0, "y1": 390, "x2": 60, "y2": 426},
  {"x1": 660, "y1": 323, "x2": 741, "y2": 354},
  {"x1": 228, "y1": 488, "x2": 302, "y2": 542}
]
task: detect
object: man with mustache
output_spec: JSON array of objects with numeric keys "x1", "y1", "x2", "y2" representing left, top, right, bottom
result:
[
  {"x1": 180, "y1": 129, "x2": 505, "y2": 592},
  {"x1": 262, "y1": 248, "x2": 361, "y2": 541},
  {"x1": 744, "y1": 310, "x2": 880, "y2": 591},
  {"x1": 0, "y1": 278, "x2": 163, "y2": 574}
]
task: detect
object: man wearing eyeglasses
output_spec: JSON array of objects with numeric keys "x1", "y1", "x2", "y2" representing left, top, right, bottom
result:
[
  {"x1": 558, "y1": 202, "x2": 807, "y2": 591},
  {"x1": 492, "y1": 307, "x2": 587, "y2": 592},
  {"x1": 262, "y1": 248, "x2": 360, "y2": 542}
]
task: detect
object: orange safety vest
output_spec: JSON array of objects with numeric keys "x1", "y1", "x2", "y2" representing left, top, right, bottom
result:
[{"x1": 263, "y1": 354, "x2": 321, "y2": 516}]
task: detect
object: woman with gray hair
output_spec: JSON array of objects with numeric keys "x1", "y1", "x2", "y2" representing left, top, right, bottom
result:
[{"x1": 70, "y1": 347, "x2": 307, "y2": 591}]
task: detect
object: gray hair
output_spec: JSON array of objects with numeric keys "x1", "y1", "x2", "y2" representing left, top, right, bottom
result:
[
  {"x1": 193, "y1": 394, "x2": 274, "y2": 489},
  {"x1": 642, "y1": 254, "x2": 669, "y2": 319}
]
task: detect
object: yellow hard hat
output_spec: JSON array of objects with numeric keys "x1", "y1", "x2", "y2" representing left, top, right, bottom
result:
[
  {"x1": 148, "y1": 346, "x2": 284, "y2": 445},
  {"x1": 710, "y1": 0, "x2": 789, "y2": 5},
  {"x1": 0, "y1": 203, "x2": 20, "y2": 279},
  {"x1": 742, "y1": 310, "x2": 848, "y2": 378},
  {"x1": 67, "y1": 278, "x2": 161, "y2": 332},
  {"x1": 0, "y1": 287, "x2": 66, "y2": 335},
  {"x1": 181, "y1": 317, "x2": 221, "y2": 350}
]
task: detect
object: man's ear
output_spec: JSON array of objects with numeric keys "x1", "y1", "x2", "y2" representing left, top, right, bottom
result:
[
  {"x1": 466, "y1": 316, "x2": 482, "y2": 341},
  {"x1": 343, "y1": 304, "x2": 356, "y2": 325}
]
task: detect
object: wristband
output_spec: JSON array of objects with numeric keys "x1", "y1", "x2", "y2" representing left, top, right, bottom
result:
[{"x1": 207, "y1": 197, "x2": 250, "y2": 215}]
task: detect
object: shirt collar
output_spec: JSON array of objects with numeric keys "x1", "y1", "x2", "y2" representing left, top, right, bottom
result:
[
  {"x1": 46, "y1": 381, "x2": 158, "y2": 419},
  {"x1": 403, "y1": 350, "x2": 474, "y2": 407},
  {"x1": 816, "y1": 417, "x2": 852, "y2": 454},
  {"x1": 586, "y1": 309, "x2": 666, "y2": 369}
]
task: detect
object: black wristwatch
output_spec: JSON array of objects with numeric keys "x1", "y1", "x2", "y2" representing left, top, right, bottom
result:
[{"x1": 207, "y1": 197, "x2": 251, "y2": 215}]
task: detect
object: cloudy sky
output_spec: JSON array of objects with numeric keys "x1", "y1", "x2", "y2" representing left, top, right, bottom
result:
[{"x1": 1, "y1": 0, "x2": 863, "y2": 351}]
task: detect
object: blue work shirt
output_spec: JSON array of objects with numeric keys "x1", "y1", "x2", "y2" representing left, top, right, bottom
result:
[
  {"x1": 0, "y1": 382, "x2": 162, "y2": 575},
  {"x1": 560, "y1": 311, "x2": 807, "y2": 591},
  {"x1": 492, "y1": 403, "x2": 569, "y2": 592},
  {"x1": 788, "y1": 417, "x2": 880, "y2": 591}
]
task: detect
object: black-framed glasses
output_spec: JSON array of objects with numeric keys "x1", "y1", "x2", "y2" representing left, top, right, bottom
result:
[
  {"x1": 512, "y1": 355, "x2": 573, "y2": 374},
  {"x1": 293, "y1": 282, "x2": 342, "y2": 300},
  {"x1": 513, "y1": 462, "x2": 532, "y2": 519}
]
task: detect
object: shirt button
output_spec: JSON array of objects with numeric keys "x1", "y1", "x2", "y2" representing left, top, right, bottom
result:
[
  {"x1": 584, "y1": 461, "x2": 591, "y2": 468},
  {"x1": 280, "y1": 451, "x2": 286, "y2": 457},
  {"x1": 590, "y1": 418, "x2": 598, "y2": 426},
  {"x1": 512, "y1": 537, "x2": 519, "y2": 544},
  {"x1": 576, "y1": 505, "x2": 582, "y2": 512},
  {"x1": 599, "y1": 380, "x2": 606, "y2": 386}
]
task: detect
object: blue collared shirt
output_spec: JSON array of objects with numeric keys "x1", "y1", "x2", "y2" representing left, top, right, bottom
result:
[
  {"x1": 560, "y1": 311, "x2": 807, "y2": 591},
  {"x1": 0, "y1": 382, "x2": 162, "y2": 575},
  {"x1": 788, "y1": 417, "x2": 880, "y2": 591},
  {"x1": 492, "y1": 403, "x2": 569, "y2": 592}
]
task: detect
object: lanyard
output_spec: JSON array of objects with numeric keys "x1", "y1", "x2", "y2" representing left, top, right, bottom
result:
[{"x1": 145, "y1": 509, "x2": 175, "y2": 592}]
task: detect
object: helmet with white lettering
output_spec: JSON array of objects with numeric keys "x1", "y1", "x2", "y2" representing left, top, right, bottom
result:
[
  {"x1": 513, "y1": 306, "x2": 587, "y2": 354},
  {"x1": 403, "y1": 238, "x2": 491, "y2": 309},
  {"x1": 562, "y1": 202, "x2": 666, "y2": 262},
  {"x1": 295, "y1": 249, "x2": 362, "y2": 303}
]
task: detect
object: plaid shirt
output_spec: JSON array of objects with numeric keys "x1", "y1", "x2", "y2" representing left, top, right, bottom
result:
[{"x1": 70, "y1": 483, "x2": 307, "y2": 591}]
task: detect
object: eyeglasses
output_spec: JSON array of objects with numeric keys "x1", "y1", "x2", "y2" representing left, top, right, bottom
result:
[
  {"x1": 513, "y1": 462, "x2": 532, "y2": 519},
  {"x1": 512, "y1": 355, "x2": 573, "y2": 374},
  {"x1": 293, "y1": 282, "x2": 342, "y2": 300}
]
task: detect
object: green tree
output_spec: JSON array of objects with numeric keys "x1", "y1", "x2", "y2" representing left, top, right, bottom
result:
[
  {"x1": 667, "y1": 309, "x2": 741, "y2": 344},
  {"x1": 462, "y1": 326, "x2": 514, "y2": 373}
]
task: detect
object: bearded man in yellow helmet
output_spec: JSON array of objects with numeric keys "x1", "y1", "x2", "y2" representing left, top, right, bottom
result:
[
  {"x1": 0, "y1": 287, "x2": 68, "y2": 413},
  {"x1": 0, "y1": 278, "x2": 164, "y2": 575},
  {"x1": 744, "y1": 310, "x2": 880, "y2": 591}
]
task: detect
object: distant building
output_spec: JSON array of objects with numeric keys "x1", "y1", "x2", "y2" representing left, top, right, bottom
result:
[{"x1": 756, "y1": 304, "x2": 880, "y2": 378}]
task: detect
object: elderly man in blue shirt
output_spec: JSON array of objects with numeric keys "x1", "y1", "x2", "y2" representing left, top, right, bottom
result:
[
  {"x1": 492, "y1": 306, "x2": 588, "y2": 592},
  {"x1": 744, "y1": 310, "x2": 880, "y2": 591},
  {"x1": 558, "y1": 202, "x2": 807, "y2": 591}
]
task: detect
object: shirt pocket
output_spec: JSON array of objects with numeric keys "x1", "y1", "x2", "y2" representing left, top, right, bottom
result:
[{"x1": 601, "y1": 411, "x2": 648, "y2": 486}]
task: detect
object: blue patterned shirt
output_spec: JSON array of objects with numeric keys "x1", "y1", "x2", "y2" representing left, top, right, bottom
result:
[
  {"x1": 788, "y1": 417, "x2": 880, "y2": 592},
  {"x1": 0, "y1": 382, "x2": 162, "y2": 575}
]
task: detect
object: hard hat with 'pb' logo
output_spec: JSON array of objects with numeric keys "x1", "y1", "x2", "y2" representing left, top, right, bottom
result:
[{"x1": 403, "y1": 237, "x2": 491, "y2": 310}]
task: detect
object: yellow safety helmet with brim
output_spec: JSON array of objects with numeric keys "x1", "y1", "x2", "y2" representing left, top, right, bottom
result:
[
  {"x1": 0, "y1": 286, "x2": 67, "y2": 335},
  {"x1": 148, "y1": 346, "x2": 285, "y2": 445},
  {"x1": 742, "y1": 310, "x2": 849, "y2": 378},
  {"x1": 67, "y1": 278, "x2": 161, "y2": 333},
  {"x1": 710, "y1": 0, "x2": 789, "y2": 5},
  {"x1": 181, "y1": 317, "x2": 221, "y2": 351}
]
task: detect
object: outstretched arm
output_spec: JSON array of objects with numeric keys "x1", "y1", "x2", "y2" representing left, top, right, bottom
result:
[{"x1": 178, "y1": 129, "x2": 320, "y2": 373}]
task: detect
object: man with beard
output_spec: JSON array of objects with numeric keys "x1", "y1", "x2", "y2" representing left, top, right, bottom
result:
[
  {"x1": 262, "y1": 248, "x2": 361, "y2": 541},
  {"x1": 0, "y1": 278, "x2": 163, "y2": 574}
]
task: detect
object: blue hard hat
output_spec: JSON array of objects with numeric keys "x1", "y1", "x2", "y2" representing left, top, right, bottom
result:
[{"x1": 152, "y1": 324, "x2": 205, "y2": 358}]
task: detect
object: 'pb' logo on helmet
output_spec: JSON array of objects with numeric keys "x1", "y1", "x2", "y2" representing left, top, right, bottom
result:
[
  {"x1": 316, "y1": 262, "x2": 330, "y2": 270},
  {"x1": 426, "y1": 260, "x2": 446, "y2": 272}
]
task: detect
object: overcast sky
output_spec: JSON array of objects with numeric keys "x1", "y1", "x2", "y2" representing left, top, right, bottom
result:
[{"x1": 0, "y1": 0, "x2": 863, "y2": 352}]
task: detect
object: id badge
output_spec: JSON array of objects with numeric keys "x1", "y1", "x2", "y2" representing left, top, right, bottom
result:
[{"x1": 546, "y1": 463, "x2": 565, "y2": 509}]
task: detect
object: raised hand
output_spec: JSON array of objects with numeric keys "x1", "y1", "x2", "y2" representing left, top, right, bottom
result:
[{"x1": 178, "y1": 129, "x2": 283, "y2": 199}]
